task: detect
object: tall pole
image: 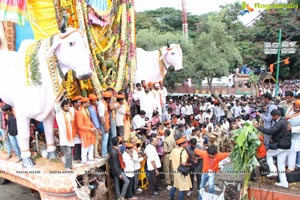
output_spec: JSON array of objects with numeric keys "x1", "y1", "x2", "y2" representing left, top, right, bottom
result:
[
  {"x1": 181, "y1": 0, "x2": 188, "y2": 42},
  {"x1": 275, "y1": 29, "x2": 281, "y2": 97}
]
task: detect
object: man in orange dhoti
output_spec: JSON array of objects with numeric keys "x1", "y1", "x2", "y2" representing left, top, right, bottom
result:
[{"x1": 77, "y1": 97, "x2": 96, "y2": 164}]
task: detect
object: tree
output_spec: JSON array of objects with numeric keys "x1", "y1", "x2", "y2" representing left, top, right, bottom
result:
[
  {"x1": 249, "y1": 73, "x2": 260, "y2": 96},
  {"x1": 193, "y1": 17, "x2": 242, "y2": 100}
]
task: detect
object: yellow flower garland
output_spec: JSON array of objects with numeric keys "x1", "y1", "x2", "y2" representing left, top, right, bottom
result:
[
  {"x1": 24, "y1": 43, "x2": 34, "y2": 86},
  {"x1": 115, "y1": 1, "x2": 127, "y2": 91}
]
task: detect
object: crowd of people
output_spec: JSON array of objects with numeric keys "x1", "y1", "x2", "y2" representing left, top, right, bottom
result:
[{"x1": 1, "y1": 79, "x2": 300, "y2": 200}]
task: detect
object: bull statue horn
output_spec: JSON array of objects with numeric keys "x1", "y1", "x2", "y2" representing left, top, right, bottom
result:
[
  {"x1": 166, "y1": 40, "x2": 170, "y2": 48},
  {"x1": 60, "y1": 16, "x2": 67, "y2": 33},
  {"x1": 178, "y1": 40, "x2": 181, "y2": 45}
]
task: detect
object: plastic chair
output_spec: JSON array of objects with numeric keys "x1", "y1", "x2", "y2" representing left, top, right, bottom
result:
[{"x1": 138, "y1": 159, "x2": 148, "y2": 190}]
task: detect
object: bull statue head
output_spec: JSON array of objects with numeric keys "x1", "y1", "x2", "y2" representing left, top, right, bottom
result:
[
  {"x1": 46, "y1": 19, "x2": 93, "y2": 80},
  {"x1": 160, "y1": 41, "x2": 183, "y2": 72}
]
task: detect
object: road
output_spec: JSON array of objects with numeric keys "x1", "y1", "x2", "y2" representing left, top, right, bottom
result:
[{"x1": 0, "y1": 180, "x2": 40, "y2": 200}]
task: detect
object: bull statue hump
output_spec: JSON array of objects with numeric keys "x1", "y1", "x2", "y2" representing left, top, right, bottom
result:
[
  {"x1": 134, "y1": 43, "x2": 183, "y2": 84},
  {"x1": 0, "y1": 27, "x2": 93, "y2": 168}
]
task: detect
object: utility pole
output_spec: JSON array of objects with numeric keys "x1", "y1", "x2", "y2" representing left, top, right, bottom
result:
[
  {"x1": 181, "y1": 0, "x2": 188, "y2": 42},
  {"x1": 275, "y1": 29, "x2": 281, "y2": 97}
]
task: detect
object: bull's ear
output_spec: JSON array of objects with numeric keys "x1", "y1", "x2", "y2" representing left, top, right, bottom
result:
[{"x1": 45, "y1": 38, "x2": 61, "y2": 58}]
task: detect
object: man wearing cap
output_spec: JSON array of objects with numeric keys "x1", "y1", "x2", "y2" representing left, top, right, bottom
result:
[
  {"x1": 163, "y1": 129, "x2": 176, "y2": 190},
  {"x1": 206, "y1": 134, "x2": 218, "y2": 149},
  {"x1": 71, "y1": 95, "x2": 82, "y2": 162},
  {"x1": 88, "y1": 94, "x2": 102, "y2": 158},
  {"x1": 98, "y1": 91, "x2": 111, "y2": 157},
  {"x1": 144, "y1": 137, "x2": 161, "y2": 195},
  {"x1": 54, "y1": 93, "x2": 76, "y2": 169},
  {"x1": 122, "y1": 142, "x2": 138, "y2": 200},
  {"x1": 168, "y1": 137, "x2": 192, "y2": 200},
  {"x1": 77, "y1": 97, "x2": 96, "y2": 164},
  {"x1": 148, "y1": 82, "x2": 154, "y2": 91}
]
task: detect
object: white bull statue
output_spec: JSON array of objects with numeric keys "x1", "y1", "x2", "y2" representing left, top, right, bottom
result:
[
  {"x1": 0, "y1": 24, "x2": 93, "y2": 167},
  {"x1": 134, "y1": 43, "x2": 183, "y2": 84}
]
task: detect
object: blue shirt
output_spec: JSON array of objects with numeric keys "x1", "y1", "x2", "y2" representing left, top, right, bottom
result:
[
  {"x1": 88, "y1": 105, "x2": 101, "y2": 129},
  {"x1": 260, "y1": 103, "x2": 277, "y2": 128}
]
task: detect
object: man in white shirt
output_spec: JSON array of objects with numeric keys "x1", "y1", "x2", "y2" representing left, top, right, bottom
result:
[
  {"x1": 132, "y1": 110, "x2": 148, "y2": 135},
  {"x1": 55, "y1": 97, "x2": 75, "y2": 169},
  {"x1": 177, "y1": 114, "x2": 186, "y2": 125},
  {"x1": 185, "y1": 101, "x2": 194, "y2": 123},
  {"x1": 233, "y1": 101, "x2": 242, "y2": 119},
  {"x1": 132, "y1": 83, "x2": 144, "y2": 114},
  {"x1": 195, "y1": 110, "x2": 205, "y2": 126},
  {"x1": 159, "y1": 80, "x2": 168, "y2": 112},
  {"x1": 140, "y1": 85, "x2": 156, "y2": 119},
  {"x1": 180, "y1": 104, "x2": 187, "y2": 116},
  {"x1": 153, "y1": 83, "x2": 163, "y2": 116},
  {"x1": 130, "y1": 138, "x2": 144, "y2": 194},
  {"x1": 174, "y1": 101, "x2": 182, "y2": 118},
  {"x1": 221, "y1": 117, "x2": 230, "y2": 131},
  {"x1": 122, "y1": 143, "x2": 136, "y2": 199},
  {"x1": 204, "y1": 109, "x2": 213, "y2": 120},
  {"x1": 144, "y1": 137, "x2": 161, "y2": 195},
  {"x1": 200, "y1": 101, "x2": 207, "y2": 112},
  {"x1": 116, "y1": 95, "x2": 126, "y2": 136}
]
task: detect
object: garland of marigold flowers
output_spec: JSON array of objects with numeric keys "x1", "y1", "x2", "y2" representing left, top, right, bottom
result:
[
  {"x1": 24, "y1": 41, "x2": 42, "y2": 86},
  {"x1": 128, "y1": 0, "x2": 136, "y2": 90},
  {"x1": 158, "y1": 49, "x2": 166, "y2": 79},
  {"x1": 115, "y1": 1, "x2": 127, "y2": 91}
]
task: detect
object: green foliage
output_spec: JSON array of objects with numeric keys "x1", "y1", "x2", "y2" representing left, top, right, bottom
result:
[
  {"x1": 136, "y1": 8, "x2": 199, "y2": 39},
  {"x1": 193, "y1": 19, "x2": 242, "y2": 79},
  {"x1": 231, "y1": 123, "x2": 261, "y2": 200}
]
